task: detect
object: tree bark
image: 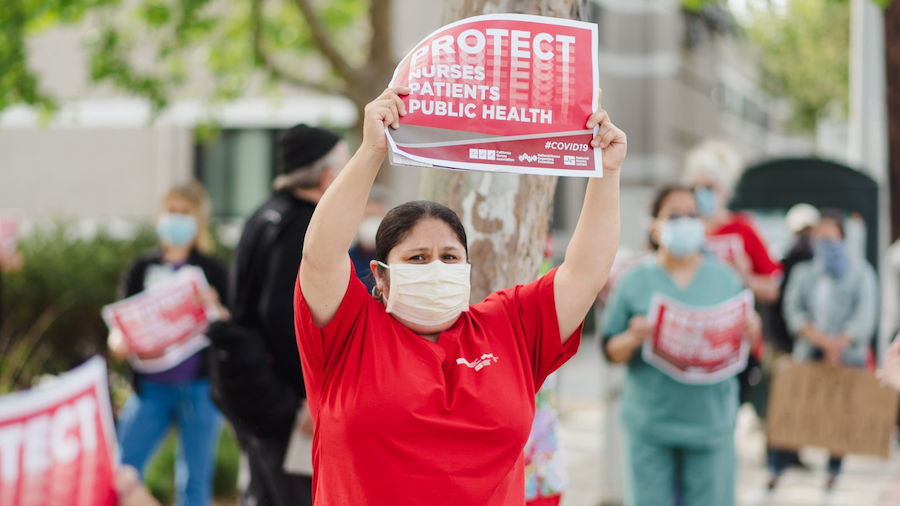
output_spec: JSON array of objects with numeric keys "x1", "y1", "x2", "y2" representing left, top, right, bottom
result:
[
  {"x1": 420, "y1": 0, "x2": 585, "y2": 302},
  {"x1": 886, "y1": 1, "x2": 900, "y2": 241}
]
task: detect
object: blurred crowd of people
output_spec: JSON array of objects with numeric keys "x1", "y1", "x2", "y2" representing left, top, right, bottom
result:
[
  {"x1": 600, "y1": 140, "x2": 887, "y2": 506},
  {"x1": 2, "y1": 106, "x2": 900, "y2": 506}
]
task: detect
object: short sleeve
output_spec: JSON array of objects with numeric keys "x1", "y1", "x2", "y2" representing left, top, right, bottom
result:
[
  {"x1": 600, "y1": 273, "x2": 633, "y2": 342},
  {"x1": 293, "y1": 260, "x2": 370, "y2": 396},
  {"x1": 734, "y1": 220, "x2": 781, "y2": 276},
  {"x1": 490, "y1": 268, "x2": 581, "y2": 390}
]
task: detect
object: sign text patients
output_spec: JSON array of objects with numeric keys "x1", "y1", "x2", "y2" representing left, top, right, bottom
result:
[{"x1": 407, "y1": 29, "x2": 573, "y2": 124}]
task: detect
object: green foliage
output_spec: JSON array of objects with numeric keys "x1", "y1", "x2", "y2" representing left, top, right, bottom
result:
[
  {"x1": 744, "y1": 0, "x2": 851, "y2": 133},
  {"x1": 2, "y1": 0, "x2": 369, "y2": 117},
  {"x1": 144, "y1": 425, "x2": 241, "y2": 504},
  {"x1": 1, "y1": 222, "x2": 158, "y2": 391}
]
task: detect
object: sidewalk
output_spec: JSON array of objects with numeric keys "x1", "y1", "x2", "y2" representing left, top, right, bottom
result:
[{"x1": 556, "y1": 337, "x2": 900, "y2": 506}]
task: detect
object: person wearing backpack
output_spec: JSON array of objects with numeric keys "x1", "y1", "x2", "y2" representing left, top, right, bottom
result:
[{"x1": 209, "y1": 124, "x2": 349, "y2": 506}]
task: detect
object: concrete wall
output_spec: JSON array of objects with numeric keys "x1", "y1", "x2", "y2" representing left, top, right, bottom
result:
[{"x1": 0, "y1": 127, "x2": 193, "y2": 220}]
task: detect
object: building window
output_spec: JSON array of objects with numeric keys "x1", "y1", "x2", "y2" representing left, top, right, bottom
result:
[{"x1": 195, "y1": 129, "x2": 279, "y2": 219}]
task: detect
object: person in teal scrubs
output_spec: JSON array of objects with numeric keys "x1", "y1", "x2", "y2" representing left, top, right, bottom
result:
[{"x1": 601, "y1": 185, "x2": 760, "y2": 506}]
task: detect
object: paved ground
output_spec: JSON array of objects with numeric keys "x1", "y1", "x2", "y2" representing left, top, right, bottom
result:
[{"x1": 556, "y1": 335, "x2": 900, "y2": 506}]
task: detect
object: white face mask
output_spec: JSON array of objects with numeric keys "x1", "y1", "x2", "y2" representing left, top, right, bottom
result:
[{"x1": 377, "y1": 261, "x2": 471, "y2": 327}]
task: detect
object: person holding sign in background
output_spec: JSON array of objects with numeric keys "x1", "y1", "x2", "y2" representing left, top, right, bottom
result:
[
  {"x1": 682, "y1": 141, "x2": 780, "y2": 418},
  {"x1": 109, "y1": 182, "x2": 229, "y2": 506},
  {"x1": 601, "y1": 186, "x2": 761, "y2": 506},
  {"x1": 773, "y1": 210, "x2": 878, "y2": 493},
  {"x1": 683, "y1": 141, "x2": 781, "y2": 302},
  {"x1": 293, "y1": 85, "x2": 624, "y2": 505}
]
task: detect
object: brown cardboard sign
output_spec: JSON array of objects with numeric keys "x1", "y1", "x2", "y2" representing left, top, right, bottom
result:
[{"x1": 767, "y1": 363, "x2": 900, "y2": 458}]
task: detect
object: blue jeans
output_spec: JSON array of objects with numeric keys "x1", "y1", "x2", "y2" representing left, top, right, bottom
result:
[{"x1": 118, "y1": 379, "x2": 223, "y2": 506}]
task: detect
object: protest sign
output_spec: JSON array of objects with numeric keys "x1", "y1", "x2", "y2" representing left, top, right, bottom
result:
[
  {"x1": 767, "y1": 363, "x2": 900, "y2": 459},
  {"x1": 386, "y1": 14, "x2": 601, "y2": 177},
  {"x1": 102, "y1": 267, "x2": 217, "y2": 368},
  {"x1": 0, "y1": 357, "x2": 117, "y2": 506},
  {"x1": 643, "y1": 290, "x2": 754, "y2": 384},
  {"x1": 0, "y1": 212, "x2": 22, "y2": 261},
  {"x1": 283, "y1": 408, "x2": 314, "y2": 478},
  {"x1": 704, "y1": 234, "x2": 745, "y2": 265}
]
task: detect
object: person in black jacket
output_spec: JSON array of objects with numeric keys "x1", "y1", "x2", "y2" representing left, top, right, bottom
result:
[
  {"x1": 108, "y1": 181, "x2": 230, "y2": 506},
  {"x1": 222, "y1": 124, "x2": 349, "y2": 506}
]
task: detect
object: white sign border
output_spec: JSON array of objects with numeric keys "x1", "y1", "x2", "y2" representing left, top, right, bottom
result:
[
  {"x1": 642, "y1": 290, "x2": 754, "y2": 386},
  {"x1": 386, "y1": 13, "x2": 602, "y2": 178},
  {"x1": 0, "y1": 356, "x2": 118, "y2": 466}
]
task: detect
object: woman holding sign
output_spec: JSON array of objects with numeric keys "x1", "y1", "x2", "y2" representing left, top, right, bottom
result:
[
  {"x1": 601, "y1": 186, "x2": 761, "y2": 506},
  {"x1": 109, "y1": 182, "x2": 229, "y2": 506},
  {"x1": 294, "y1": 86, "x2": 624, "y2": 505}
]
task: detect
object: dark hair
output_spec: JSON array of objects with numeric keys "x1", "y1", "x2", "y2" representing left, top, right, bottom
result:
[
  {"x1": 648, "y1": 185, "x2": 695, "y2": 250},
  {"x1": 818, "y1": 209, "x2": 846, "y2": 238},
  {"x1": 650, "y1": 185, "x2": 694, "y2": 218},
  {"x1": 375, "y1": 201, "x2": 468, "y2": 268}
]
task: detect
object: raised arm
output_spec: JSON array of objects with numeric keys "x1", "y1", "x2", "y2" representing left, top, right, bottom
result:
[
  {"x1": 555, "y1": 90, "x2": 626, "y2": 342},
  {"x1": 299, "y1": 87, "x2": 409, "y2": 327}
]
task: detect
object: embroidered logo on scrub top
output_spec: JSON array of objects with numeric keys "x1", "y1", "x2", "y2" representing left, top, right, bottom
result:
[{"x1": 456, "y1": 354, "x2": 499, "y2": 371}]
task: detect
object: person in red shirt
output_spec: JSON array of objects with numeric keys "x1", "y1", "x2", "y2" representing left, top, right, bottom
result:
[
  {"x1": 294, "y1": 87, "x2": 626, "y2": 506},
  {"x1": 682, "y1": 141, "x2": 781, "y2": 304}
]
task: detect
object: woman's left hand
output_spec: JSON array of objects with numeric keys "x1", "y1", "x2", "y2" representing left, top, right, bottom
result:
[{"x1": 587, "y1": 88, "x2": 627, "y2": 173}]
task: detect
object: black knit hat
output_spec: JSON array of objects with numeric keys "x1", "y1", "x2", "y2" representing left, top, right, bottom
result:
[{"x1": 278, "y1": 124, "x2": 341, "y2": 175}]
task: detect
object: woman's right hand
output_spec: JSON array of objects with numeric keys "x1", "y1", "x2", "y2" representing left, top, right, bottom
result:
[{"x1": 361, "y1": 86, "x2": 409, "y2": 154}]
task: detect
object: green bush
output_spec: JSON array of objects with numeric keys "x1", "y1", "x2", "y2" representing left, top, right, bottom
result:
[
  {"x1": 1, "y1": 222, "x2": 158, "y2": 390},
  {"x1": 2, "y1": 220, "x2": 241, "y2": 503},
  {"x1": 1, "y1": 221, "x2": 233, "y2": 391}
]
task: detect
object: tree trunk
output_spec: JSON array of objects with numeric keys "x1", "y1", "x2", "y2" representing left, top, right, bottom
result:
[
  {"x1": 887, "y1": 1, "x2": 900, "y2": 241},
  {"x1": 421, "y1": 0, "x2": 585, "y2": 302}
]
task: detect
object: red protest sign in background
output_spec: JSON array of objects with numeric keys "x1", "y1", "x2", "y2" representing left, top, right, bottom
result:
[
  {"x1": 387, "y1": 14, "x2": 600, "y2": 177},
  {"x1": 0, "y1": 212, "x2": 22, "y2": 261},
  {"x1": 102, "y1": 267, "x2": 215, "y2": 357},
  {"x1": 643, "y1": 291, "x2": 754, "y2": 385},
  {"x1": 0, "y1": 357, "x2": 117, "y2": 506}
]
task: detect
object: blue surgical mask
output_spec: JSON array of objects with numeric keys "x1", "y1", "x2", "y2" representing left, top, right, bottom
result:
[
  {"x1": 660, "y1": 217, "x2": 706, "y2": 258},
  {"x1": 157, "y1": 213, "x2": 198, "y2": 248},
  {"x1": 694, "y1": 187, "x2": 718, "y2": 218},
  {"x1": 815, "y1": 239, "x2": 848, "y2": 278}
]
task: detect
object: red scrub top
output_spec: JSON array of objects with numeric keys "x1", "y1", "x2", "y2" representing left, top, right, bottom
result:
[
  {"x1": 294, "y1": 262, "x2": 581, "y2": 506},
  {"x1": 709, "y1": 213, "x2": 781, "y2": 276}
]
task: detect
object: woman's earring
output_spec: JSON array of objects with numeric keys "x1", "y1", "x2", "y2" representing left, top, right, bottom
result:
[{"x1": 372, "y1": 285, "x2": 383, "y2": 300}]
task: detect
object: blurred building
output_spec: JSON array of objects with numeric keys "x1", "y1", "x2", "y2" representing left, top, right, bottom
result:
[
  {"x1": 0, "y1": 0, "x2": 811, "y2": 251},
  {"x1": 552, "y1": 0, "x2": 811, "y2": 253}
]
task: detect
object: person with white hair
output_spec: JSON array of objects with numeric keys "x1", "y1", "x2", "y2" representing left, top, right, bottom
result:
[{"x1": 682, "y1": 141, "x2": 781, "y2": 304}]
